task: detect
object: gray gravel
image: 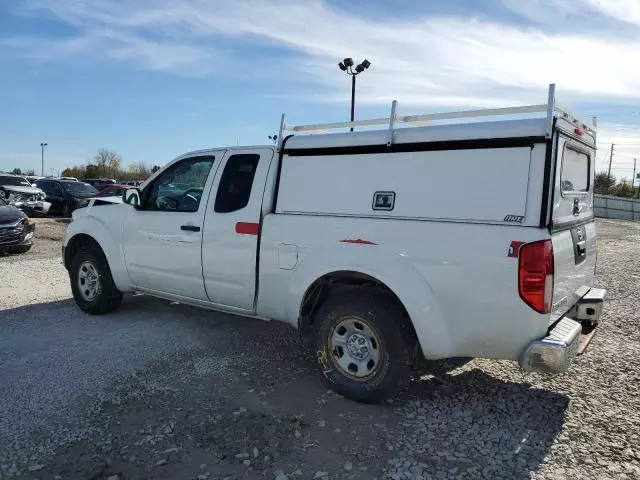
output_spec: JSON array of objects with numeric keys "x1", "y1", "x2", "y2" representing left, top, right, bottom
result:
[{"x1": 0, "y1": 219, "x2": 639, "y2": 479}]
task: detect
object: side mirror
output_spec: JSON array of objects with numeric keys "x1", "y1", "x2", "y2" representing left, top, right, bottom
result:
[{"x1": 123, "y1": 188, "x2": 142, "y2": 208}]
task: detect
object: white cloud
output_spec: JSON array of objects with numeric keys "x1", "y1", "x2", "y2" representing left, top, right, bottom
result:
[
  {"x1": 6, "y1": 0, "x2": 640, "y2": 111},
  {"x1": 0, "y1": 29, "x2": 218, "y2": 75},
  {"x1": 581, "y1": 0, "x2": 640, "y2": 25}
]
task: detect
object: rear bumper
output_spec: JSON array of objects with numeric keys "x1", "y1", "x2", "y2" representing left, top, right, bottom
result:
[
  {"x1": 519, "y1": 288, "x2": 606, "y2": 373},
  {"x1": 519, "y1": 317, "x2": 581, "y2": 373}
]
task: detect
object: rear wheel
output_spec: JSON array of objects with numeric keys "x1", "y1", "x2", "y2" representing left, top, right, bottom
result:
[
  {"x1": 314, "y1": 292, "x2": 412, "y2": 403},
  {"x1": 70, "y1": 243, "x2": 123, "y2": 314}
]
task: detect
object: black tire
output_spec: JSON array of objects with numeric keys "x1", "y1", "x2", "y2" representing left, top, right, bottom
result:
[
  {"x1": 69, "y1": 242, "x2": 123, "y2": 315},
  {"x1": 13, "y1": 245, "x2": 32, "y2": 254},
  {"x1": 62, "y1": 202, "x2": 73, "y2": 218},
  {"x1": 314, "y1": 292, "x2": 413, "y2": 403}
]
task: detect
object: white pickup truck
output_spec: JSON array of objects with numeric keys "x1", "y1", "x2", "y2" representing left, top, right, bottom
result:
[{"x1": 63, "y1": 84, "x2": 605, "y2": 403}]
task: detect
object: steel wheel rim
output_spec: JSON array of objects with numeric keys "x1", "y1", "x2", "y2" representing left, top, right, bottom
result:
[
  {"x1": 78, "y1": 260, "x2": 101, "y2": 302},
  {"x1": 328, "y1": 316, "x2": 383, "y2": 380}
]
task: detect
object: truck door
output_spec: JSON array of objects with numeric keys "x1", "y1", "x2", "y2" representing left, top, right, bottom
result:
[
  {"x1": 202, "y1": 148, "x2": 274, "y2": 311},
  {"x1": 122, "y1": 154, "x2": 219, "y2": 300},
  {"x1": 549, "y1": 133, "x2": 597, "y2": 322}
]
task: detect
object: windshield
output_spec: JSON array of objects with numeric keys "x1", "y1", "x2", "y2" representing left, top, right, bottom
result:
[
  {"x1": 0, "y1": 175, "x2": 30, "y2": 187},
  {"x1": 63, "y1": 182, "x2": 98, "y2": 194}
]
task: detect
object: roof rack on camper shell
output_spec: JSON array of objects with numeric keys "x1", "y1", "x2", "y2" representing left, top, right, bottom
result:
[{"x1": 276, "y1": 84, "x2": 596, "y2": 149}]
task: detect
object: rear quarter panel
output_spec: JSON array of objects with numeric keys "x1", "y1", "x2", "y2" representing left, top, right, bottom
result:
[{"x1": 258, "y1": 214, "x2": 552, "y2": 360}]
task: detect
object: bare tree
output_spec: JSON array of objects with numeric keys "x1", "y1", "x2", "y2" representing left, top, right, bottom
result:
[
  {"x1": 94, "y1": 149, "x2": 122, "y2": 177},
  {"x1": 128, "y1": 161, "x2": 150, "y2": 180}
]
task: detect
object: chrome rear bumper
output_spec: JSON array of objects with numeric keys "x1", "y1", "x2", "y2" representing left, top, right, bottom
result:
[
  {"x1": 519, "y1": 287, "x2": 606, "y2": 373},
  {"x1": 519, "y1": 317, "x2": 582, "y2": 373}
]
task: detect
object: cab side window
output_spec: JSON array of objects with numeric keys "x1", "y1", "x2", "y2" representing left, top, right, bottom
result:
[
  {"x1": 214, "y1": 154, "x2": 260, "y2": 213},
  {"x1": 145, "y1": 156, "x2": 214, "y2": 212}
]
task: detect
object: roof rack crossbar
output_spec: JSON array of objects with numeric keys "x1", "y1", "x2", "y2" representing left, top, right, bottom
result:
[{"x1": 280, "y1": 83, "x2": 596, "y2": 138}]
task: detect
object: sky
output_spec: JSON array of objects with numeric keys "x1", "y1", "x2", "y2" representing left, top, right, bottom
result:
[{"x1": 1, "y1": 0, "x2": 640, "y2": 180}]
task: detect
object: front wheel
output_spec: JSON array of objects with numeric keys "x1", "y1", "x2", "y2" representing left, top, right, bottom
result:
[
  {"x1": 314, "y1": 292, "x2": 413, "y2": 403},
  {"x1": 70, "y1": 243, "x2": 123, "y2": 314}
]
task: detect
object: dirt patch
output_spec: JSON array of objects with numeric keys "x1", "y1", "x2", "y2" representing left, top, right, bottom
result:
[{"x1": 33, "y1": 218, "x2": 68, "y2": 242}]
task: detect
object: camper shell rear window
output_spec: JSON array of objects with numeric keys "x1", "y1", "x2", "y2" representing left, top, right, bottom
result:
[{"x1": 561, "y1": 145, "x2": 590, "y2": 194}]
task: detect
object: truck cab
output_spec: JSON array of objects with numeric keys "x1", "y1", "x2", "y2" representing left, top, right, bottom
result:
[{"x1": 120, "y1": 149, "x2": 274, "y2": 310}]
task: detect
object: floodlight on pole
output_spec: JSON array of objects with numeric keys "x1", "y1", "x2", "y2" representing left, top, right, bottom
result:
[
  {"x1": 337, "y1": 58, "x2": 371, "y2": 131},
  {"x1": 40, "y1": 142, "x2": 48, "y2": 176}
]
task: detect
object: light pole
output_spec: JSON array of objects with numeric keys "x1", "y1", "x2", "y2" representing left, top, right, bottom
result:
[
  {"x1": 338, "y1": 58, "x2": 371, "y2": 131},
  {"x1": 40, "y1": 142, "x2": 48, "y2": 176}
]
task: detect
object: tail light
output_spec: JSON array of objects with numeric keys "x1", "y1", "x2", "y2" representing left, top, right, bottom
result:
[{"x1": 518, "y1": 240, "x2": 554, "y2": 314}]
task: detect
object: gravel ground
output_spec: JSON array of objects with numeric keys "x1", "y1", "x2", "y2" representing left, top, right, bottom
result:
[{"x1": 0, "y1": 218, "x2": 639, "y2": 479}]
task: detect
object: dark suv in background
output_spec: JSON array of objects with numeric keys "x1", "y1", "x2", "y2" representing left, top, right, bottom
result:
[{"x1": 35, "y1": 179, "x2": 99, "y2": 217}]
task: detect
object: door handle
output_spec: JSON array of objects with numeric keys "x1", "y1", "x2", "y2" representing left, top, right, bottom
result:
[
  {"x1": 573, "y1": 198, "x2": 583, "y2": 216},
  {"x1": 181, "y1": 225, "x2": 200, "y2": 232}
]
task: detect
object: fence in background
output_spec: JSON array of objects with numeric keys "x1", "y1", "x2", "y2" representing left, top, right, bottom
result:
[{"x1": 594, "y1": 194, "x2": 640, "y2": 221}]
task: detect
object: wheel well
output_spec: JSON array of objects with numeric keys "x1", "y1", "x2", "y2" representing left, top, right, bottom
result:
[
  {"x1": 64, "y1": 234, "x2": 100, "y2": 270},
  {"x1": 299, "y1": 271, "x2": 418, "y2": 345}
]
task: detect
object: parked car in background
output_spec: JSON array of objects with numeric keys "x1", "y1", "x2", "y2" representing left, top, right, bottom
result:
[
  {"x1": 0, "y1": 174, "x2": 51, "y2": 216},
  {"x1": 25, "y1": 175, "x2": 44, "y2": 184},
  {"x1": 58, "y1": 177, "x2": 79, "y2": 182},
  {"x1": 0, "y1": 196, "x2": 35, "y2": 254},
  {"x1": 95, "y1": 184, "x2": 128, "y2": 198},
  {"x1": 35, "y1": 179, "x2": 99, "y2": 217},
  {"x1": 84, "y1": 179, "x2": 117, "y2": 187},
  {"x1": 0, "y1": 174, "x2": 30, "y2": 187}
]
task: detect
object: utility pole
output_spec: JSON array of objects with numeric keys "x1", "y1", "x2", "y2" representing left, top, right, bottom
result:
[
  {"x1": 607, "y1": 143, "x2": 615, "y2": 180},
  {"x1": 606, "y1": 143, "x2": 616, "y2": 195}
]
